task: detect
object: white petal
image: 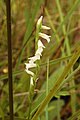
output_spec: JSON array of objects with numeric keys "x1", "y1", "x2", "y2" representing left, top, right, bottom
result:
[
  {"x1": 25, "y1": 69, "x2": 34, "y2": 76},
  {"x1": 34, "y1": 54, "x2": 40, "y2": 60},
  {"x1": 38, "y1": 40, "x2": 45, "y2": 48},
  {"x1": 39, "y1": 33, "x2": 51, "y2": 43},
  {"x1": 25, "y1": 63, "x2": 36, "y2": 69},
  {"x1": 30, "y1": 77, "x2": 34, "y2": 86},
  {"x1": 28, "y1": 55, "x2": 40, "y2": 62},
  {"x1": 28, "y1": 56, "x2": 37, "y2": 62},
  {"x1": 29, "y1": 60, "x2": 34, "y2": 64},
  {"x1": 37, "y1": 16, "x2": 43, "y2": 26},
  {"x1": 42, "y1": 25, "x2": 50, "y2": 30},
  {"x1": 35, "y1": 47, "x2": 43, "y2": 56}
]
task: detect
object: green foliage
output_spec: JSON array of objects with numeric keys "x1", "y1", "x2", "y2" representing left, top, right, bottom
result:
[{"x1": 0, "y1": 0, "x2": 80, "y2": 120}]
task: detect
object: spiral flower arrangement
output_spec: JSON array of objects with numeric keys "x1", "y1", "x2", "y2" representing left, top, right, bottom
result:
[{"x1": 25, "y1": 16, "x2": 51, "y2": 86}]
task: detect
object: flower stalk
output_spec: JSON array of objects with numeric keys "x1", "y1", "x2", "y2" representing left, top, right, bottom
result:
[{"x1": 25, "y1": 16, "x2": 50, "y2": 119}]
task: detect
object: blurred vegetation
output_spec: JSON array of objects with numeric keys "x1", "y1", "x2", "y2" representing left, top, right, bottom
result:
[{"x1": 0, "y1": 0, "x2": 80, "y2": 120}]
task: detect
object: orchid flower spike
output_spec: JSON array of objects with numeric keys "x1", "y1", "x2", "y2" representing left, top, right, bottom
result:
[{"x1": 25, "y1": 16, "x2": 51, "y2": 85}]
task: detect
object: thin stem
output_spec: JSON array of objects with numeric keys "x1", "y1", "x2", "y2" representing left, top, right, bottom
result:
[
  {"x1": 28, "y1": 98, "x2": 32, "y2": 120},
  {"x1": 6, "y1": 0, "x2": 14, "y2": 120},
  {"x1": 28, "y1": 79, "x2": 34, "y2": 120},
  {"x1": 45, "y1": 58, "x2": 49, "y2": 120}
]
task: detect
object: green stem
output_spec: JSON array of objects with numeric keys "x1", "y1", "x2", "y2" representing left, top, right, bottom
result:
[
  {"x1": 28, "y1": 77, "x2": 35, "y2": 120},
  {"x1": 45, "y1": 59, "x2": 49, "y2": 120},
  {"x1": 28, "y1": 101, "x2": 32, "y2": 120},
  {"x1": 28, "y1": 85, "x2": 34, "y2": 120}
]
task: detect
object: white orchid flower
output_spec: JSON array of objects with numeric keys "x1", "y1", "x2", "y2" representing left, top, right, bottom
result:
[
  {"x1": 30, "y1": 77, "x2": 34, "y2": 86},
  {"x1": 37, "y1": 16, "x2": 43, "y2": 26},
  {"x1": 38, "y1": 40, "x2": 45, "y2": 48},
  {"x1": 29, "y1": 55, "x2": 40, "y2": 63},
  {"x1": 35, "y1": 47, "x2": 43, "y2": 56},
  {"x1": 25, "y1": 63, "x2": 36, "y2": 76},
  {"x1": 28, "y1": 56, "x2": 38, "y2": 62},
  {"x1": 25, "y1": 69, "x2": 34, "y2": 76},
  {"x1": 42, "y1": 25, "x2": 50, "y2": 30},
  {"x1": 25, "y1": 16, "x2": 51, "y2": 86},
  {"x1": 25, "y1": 63, "x2": 36, "y2": 69},
  {"x1": 39, "y1": 32, "x2": 51, "y2": 43}
]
